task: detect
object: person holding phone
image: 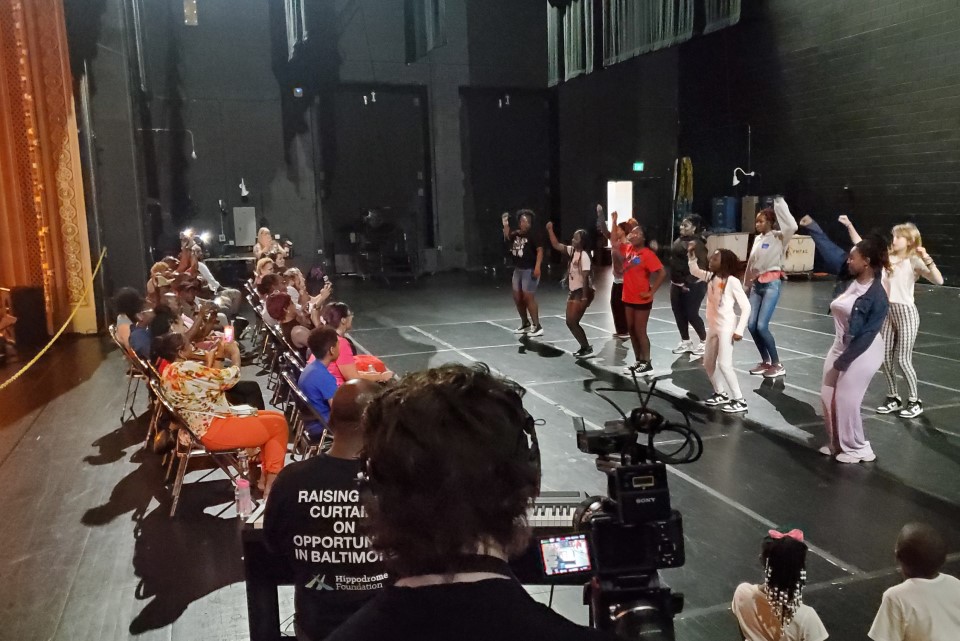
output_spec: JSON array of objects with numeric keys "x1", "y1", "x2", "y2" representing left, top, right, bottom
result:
[
  {"x1": 156, "y1": 332, "x2": 288, "y2": 495},
  {"x1": 502, "y1": 210, "x2": 545, "y2": 337}
]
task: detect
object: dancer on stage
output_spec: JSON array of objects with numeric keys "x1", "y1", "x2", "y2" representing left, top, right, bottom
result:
[
  {"x1": 840, "y1": 216, "x2": 943, "y2": 418},
  {"x1": 596, "y1": 205, "x2": 630, "y2": 340},
  {"x1": 546, "y1": 222, "x2": 595, "y2": 359},
  {"x1": 502, "y1": 210, "x2": 544, "y2": 336},
  {"x1": 611, "y1": 212, "x2": 665, "y2": 374},
  {"x1": 744, "y1": 196, "x2": 798, "y2": 379},
  {"x1": 687, "y1": 245, "x2": 751, "y2": 413},
  {"x1": 670, "y1": 214, "x2": 708, "y2": 355},
  {"x1": 819, "y1": 235, "x2": 889, "y2": 463}
]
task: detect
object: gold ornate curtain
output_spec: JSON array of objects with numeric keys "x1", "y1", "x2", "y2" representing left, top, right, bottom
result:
[{"x1": 0, "y1": 0, "x2": 95, "y2": 334}]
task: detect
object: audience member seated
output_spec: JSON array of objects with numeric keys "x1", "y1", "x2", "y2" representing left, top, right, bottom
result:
[
  {"x1": 327, "y1": 363, "x2": 611, "y2": 641},
  {"x1": 194, "y1": 249, "x2": 242, "y2": 316},
  {"x1": 298, "y1": 326, "x2": 340, "y2": 438},
  {"x1": 113, "y1": 287, "x2": 146, "y2": 352},
  {"x1": 264, "y1": 379, "x2": 388, "y2": 641},
  {"x1": 267, "y1": 292, "x2": 311, "y2": 352},
  {"x1": 177, "y1": 231, "x2": 200, "y2": 276},
  {"x1": 255, "y1": 257, "x2": 277, "y2": 285},
  {"x1": 177, "y1": 279, "x2": 230, "y2": 329},
  {"x1": 146, "y1": 261, "x2": 175, "y2": 309},
  {"x1": 150, "y1": 302, "x2": 240, "y2": 371},
  {"x1": 256, "y1": 274, "x2": 285, "y2": 324},
  {"x1": 284, "y1": 268, "x2": 308, "y2": 306},
  {"x1": 155, "y1": 333, "x2": 288, "y2": 495},
  {"x1": 869, "y1": 522, "x2": 960, "y2": 641},
  {"x1": 320, "y1": 302, "x2": 393, "y2": 384},
  {"x1": 732, "y1": 529, "x2": 828, "y2": 641}
]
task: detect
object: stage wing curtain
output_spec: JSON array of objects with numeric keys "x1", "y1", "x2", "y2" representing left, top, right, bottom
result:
[
  {"x1": 703, "y1": 0, "x2": 741, "y2": 35},
  {"x1": 407, "y1": 0, "x2": 446, "y2": 61},
  {"x1": 547, "y1": 2, "x2": 561, "y2": 86},
  {"x1": 0, "y1": 0, "x2": 96, "y2": 333},
  {"x1": 563, "y1": 0, "x2": 594, "y2": 81},
  {"x1": 284, "y1": 0, "x2": 307, "y2": 60},
  {"x1": 603, "y1": 0, "x2": 694, "y2": 67}
]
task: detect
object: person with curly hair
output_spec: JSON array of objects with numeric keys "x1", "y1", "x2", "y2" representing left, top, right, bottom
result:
[{"x1": 328, "y1": 363, "x2": 611, "y2": 641}]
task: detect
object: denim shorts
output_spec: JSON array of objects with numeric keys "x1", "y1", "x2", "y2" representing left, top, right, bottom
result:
[{"x1": 512, "y1": 268, "x2": 539, "y2": 293}]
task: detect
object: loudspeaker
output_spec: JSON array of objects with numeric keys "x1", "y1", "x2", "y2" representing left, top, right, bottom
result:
[{"x1": 11, "y1": 286, "x2": 49, "y2": 349}]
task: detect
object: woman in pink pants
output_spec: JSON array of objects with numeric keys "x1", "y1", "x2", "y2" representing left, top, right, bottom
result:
[{"x1": 819, "y1": 236, "x2": 890, "y2": 464}]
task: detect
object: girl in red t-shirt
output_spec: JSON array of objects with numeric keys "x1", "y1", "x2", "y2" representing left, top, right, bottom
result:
[{"x1": 611, "y1": 213, "x2": 665, "y2": 374}]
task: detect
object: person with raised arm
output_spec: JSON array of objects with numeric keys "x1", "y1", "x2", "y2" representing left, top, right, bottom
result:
[{"x1": 546, "y1": 221, "x2": 595, "y2": 359}]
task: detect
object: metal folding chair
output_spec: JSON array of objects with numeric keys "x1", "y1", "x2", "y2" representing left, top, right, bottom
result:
[
  {"x1": 280, "y1": 369, "x2": 331, "y2": 460},
  {"x1": 109, "y1": 324, "x2": 147, "y2": 423}
]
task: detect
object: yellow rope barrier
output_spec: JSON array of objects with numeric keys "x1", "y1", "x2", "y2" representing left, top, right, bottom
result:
[{"x1": 0, "y1": 247, "x2": 107, "y2": 392}]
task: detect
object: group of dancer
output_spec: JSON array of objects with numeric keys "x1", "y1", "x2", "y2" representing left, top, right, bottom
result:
[{"x1": 500, "y1": 194, "x2": 943, "y2": 460}]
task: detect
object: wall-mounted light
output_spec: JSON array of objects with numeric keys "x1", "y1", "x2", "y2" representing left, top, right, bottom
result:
[{"x1": 732, "y1": 167, "x2": 755, "y2": 187}]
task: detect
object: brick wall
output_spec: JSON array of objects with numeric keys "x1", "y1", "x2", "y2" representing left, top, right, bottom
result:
[{"x1": 680, "y1": 0, "x2": 960, "y2": 280}]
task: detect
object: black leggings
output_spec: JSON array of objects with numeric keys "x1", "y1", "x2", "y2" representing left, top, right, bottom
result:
[{"x1": 670, "y1": 281, "x2": 707, "y2": 342}]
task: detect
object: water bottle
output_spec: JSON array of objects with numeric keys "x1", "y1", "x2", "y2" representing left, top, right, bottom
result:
[{"x1": 235, "y1": 478, "x2": 253, "y2": 519}]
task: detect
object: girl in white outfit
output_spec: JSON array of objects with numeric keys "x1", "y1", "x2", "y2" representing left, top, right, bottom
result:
[{"x1": 688, "y1": 245, "x2": 752, "y2": 413}]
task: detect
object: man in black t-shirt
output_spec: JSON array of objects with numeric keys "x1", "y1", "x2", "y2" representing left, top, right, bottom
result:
[
  {"x1": 502, "y1": 209, "x2": 545, "y2": 337},
  {"x1": 264, "y1": 380, "x2": 387, "y2": 641},
  {"x1": 327, "y1": 364, "x2": 613, "y2": 641}
]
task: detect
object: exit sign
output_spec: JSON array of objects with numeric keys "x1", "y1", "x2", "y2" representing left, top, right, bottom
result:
[{"x1": 632, "y1": 162, "x2": 645, "y2": 172}]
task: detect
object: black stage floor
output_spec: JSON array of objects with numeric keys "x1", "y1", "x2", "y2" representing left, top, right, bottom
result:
[{"x1": 1, "y1": 268, "x2": 959, "y2": 641}]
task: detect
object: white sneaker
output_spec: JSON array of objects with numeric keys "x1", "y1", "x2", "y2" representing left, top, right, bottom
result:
[
  {"x1": 513, "y1": 323, "x2": 531, "y2": 334},
  {"x1": 672, "y1": 341, "x2": 692, "y2": 354},
  {"x1": 818, "y1": 445, "x2": 834, "y2": 456},
  {"x1": 528, "y1": 325, "x2": 544, "y2": 337},
  {"x1": 691, "y1": 342, "x2": 705, "y2": 356},
  {"x1": 836, "y1": 451, "x2": 877, "y2": 464}
]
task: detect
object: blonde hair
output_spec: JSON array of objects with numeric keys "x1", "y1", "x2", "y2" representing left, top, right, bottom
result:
[
  {"x1": 150, "y1": 261, "x2": 169, "y2": 275},
  {"x1": 256, "y1": 257, "x2": 276, "y2": 275},
  {"x1": 891, "y1": 223, "x2": 921, "y2": 256},
  {"x1": 257, "y1": 227, "x2": 271, "y2": 242}
]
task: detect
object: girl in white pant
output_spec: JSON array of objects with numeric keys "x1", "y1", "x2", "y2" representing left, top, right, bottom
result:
[{"x1": 688, "y1": 245, "x2": 752, "y2": 413}]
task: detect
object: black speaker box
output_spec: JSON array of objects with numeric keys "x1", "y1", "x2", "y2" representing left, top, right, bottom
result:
[{"x1": 11, "y1": 286, "x2": 49, "y2": 349}]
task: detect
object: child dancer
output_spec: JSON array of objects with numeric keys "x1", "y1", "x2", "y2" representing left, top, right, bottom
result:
[
  {"x1": 744, "y1": 196, "x2": 798, "y2": 379},
  {"x1": 546, "y1": 221, "x2": 595, "y2": 359},
  {"x1": 670, "y1": 215, "x2": 708, "y2": 355},
  {"x1": 840, "y1": 216, "x2": 943, "y2": 418},
  {"x1": 687, "y1": 245, "x2": 751, "y2": 413},
  {"x1": 611, "y1": 212, "x2": 666, "y2": 374}
]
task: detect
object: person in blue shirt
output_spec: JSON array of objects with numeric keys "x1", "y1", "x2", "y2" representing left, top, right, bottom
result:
[{"x1": 298, "y1": 326, "x2": 340, "y2": 438}]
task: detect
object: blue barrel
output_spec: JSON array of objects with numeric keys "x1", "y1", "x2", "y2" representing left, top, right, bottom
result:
[{"x1": 711, "y1": 196, "x2": 739, "y2": 232}]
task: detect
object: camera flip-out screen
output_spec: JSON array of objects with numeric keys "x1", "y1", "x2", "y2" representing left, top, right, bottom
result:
[{"x1": 539, "y1": 534, "x2": 593, "y2": 577}]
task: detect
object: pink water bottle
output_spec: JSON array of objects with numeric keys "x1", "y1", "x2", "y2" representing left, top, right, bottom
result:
[{"x1": 235, "y1": 478, "x2": 253, "y2": 519}]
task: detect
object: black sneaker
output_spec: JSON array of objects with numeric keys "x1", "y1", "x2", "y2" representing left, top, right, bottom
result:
[
  {"x1": 704, "y1": 392, "x2": 729, "y2": 407},
  {"x1": 722, "y1": 399, "x2": 748, "y2": 413},
  {"x1": 573, "y1": 345, "x2": 595, "y2": 359},
  {"x1": 875, "y1": 396, "x2": 902, "y2": 414},
  {"x1": 632, "y1": 361, "x2": 654, "y2": 375},
  {"x1": 898, "y1": 399, "x2": 923, "y2": 418}
]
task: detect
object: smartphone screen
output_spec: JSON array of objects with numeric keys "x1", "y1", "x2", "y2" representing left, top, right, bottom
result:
[
  {"x1": 539, "y1": 534, "x2": 592, "y2": 576},
  {"x1": 223, "y1": 325, "x2": 235, "y2": 343}
]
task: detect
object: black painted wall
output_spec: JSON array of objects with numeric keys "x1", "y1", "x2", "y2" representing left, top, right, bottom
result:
[
  {"x1": 556, "y1": 49, "x2": 681, "y2": 249},
  {"x1": 680, "y1": 0, "x2": 960, "y2": 279}
]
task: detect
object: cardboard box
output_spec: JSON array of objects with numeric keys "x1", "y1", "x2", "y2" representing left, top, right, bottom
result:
[
  {"x1": 784, "y1": 236, "x2": 815, "y2": 273},
  {"x1": 706, "y1": 232, "x2": 750, "y2": 262}
]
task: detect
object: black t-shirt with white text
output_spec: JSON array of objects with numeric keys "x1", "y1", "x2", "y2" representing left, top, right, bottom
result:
[
  {"x1": 264, "y1": 455, "x2": 388, "y2": 640},
  {"x1": 327, "y1": 576, "x2": 615, "y2": 641},
  {"x1": 508, "y1": 230, "x2": 544, "y2": 270}
]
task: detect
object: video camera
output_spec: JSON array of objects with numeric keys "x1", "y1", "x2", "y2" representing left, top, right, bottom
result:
[{"x1": 539, "y1": 376, "x2": 702, "y2": 639}]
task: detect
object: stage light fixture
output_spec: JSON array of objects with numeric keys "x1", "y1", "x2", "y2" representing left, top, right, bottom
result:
[{"x1": 732, "y1": 167, "x2": 755, "y2": 187}]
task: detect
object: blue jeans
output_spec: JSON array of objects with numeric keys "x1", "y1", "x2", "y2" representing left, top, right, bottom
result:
[
  {"x1": 748, "y1": 279, "x2": 781, "y2": 363},
  {"x1": 803, "y1": 221, "x2": 847, "y2": 275}
]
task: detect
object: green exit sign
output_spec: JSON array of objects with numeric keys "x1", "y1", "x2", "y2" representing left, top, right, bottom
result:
[{"x1": 632, "y1": 161, "x2": 645, "y2": 172}]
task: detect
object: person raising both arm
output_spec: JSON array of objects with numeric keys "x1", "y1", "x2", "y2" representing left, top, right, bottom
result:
[
  {"x1": 840, "y1": 215, "x2": 943, "y2": 419},
  {"x1": 502, "y1": 210, "x2": 545, "y2": 337},
  {"x1": 743, "y1": 196, "x2": 798, "y2": 380}
]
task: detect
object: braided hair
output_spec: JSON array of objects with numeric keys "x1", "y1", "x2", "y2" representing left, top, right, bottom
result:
[{"x1": 760, "y1": 534, "x2": 808, "y2": 628}]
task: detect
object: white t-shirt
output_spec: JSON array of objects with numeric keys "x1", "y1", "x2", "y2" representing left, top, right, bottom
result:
[
  {"x1": 868, "y1": 573, "x2": 960, "y2": 641},
  {"x1": 565, "y1": 246, "x2": 591, "y2": 292},
  {"x1": 882, "y1": 256, "x2": 926, "y2": 305},
  {"x1": 732, "y1": 583, "x2": 829, "y2": 641}
]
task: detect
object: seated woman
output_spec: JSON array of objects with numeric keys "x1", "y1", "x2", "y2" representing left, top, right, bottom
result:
[
  {"x1": 155, "y1": 333, "x2": 287, "y2": 495},
  {"x1": 320, "y1": 302, "x2": 393, "y2": 384},
  {"x1": 254, "y1": 227, "x2": 289, "y2": 268},
  {"x1": 265, "y1": 291, "x2": 311, "y2": 352},
  {"x1": 113, "y1": 287, "x2": 146, "y2": 352},
  {"x1": 254, "y1": 257, "x2": 277, "y2": 285},
  {"x1": 732, "y1": 529, "x2": 828, "y2": 641}
]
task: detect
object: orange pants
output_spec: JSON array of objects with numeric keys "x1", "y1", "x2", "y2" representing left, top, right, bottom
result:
[{"x1": 202, "y1": 410, "x2": 288, "y2": 474}]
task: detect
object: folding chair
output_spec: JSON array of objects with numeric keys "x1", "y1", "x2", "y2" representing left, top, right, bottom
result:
[
  {"x1": 109, "y1": 324, "x2": 147, "y2": 423},
  {"x1": 150, "y1": 382, "x2": 256, "y2": 517},
  {"x1": 280, "y1": 369, "x2": 332, "y2": 460}
]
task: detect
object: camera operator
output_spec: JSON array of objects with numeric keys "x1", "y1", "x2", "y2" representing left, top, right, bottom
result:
[{"x1": 328, "y1": 363, "x2": 614, "y2": 641}]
